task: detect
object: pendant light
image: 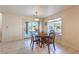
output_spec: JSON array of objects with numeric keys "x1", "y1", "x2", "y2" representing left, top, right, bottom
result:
[{"x1": 34, "y1": 11, "x2": 39, "y2": 21}]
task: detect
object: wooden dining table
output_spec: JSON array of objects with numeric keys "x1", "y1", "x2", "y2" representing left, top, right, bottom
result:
[{"x1": 35, "y1": 35, "x2": 50, "y2": 48}]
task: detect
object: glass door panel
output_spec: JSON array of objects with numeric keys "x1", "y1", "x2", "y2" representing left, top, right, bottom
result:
[{"x1": 26, "y1": 21, "x2": 39, "y2": 36}]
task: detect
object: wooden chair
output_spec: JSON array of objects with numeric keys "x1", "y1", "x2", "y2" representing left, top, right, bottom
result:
[
  {"x1": 30, "y1": 35, "x2": 40, "y2": 50},
  {"x1": 46, "y1": 32, "x2": 56, "y2": 53}
]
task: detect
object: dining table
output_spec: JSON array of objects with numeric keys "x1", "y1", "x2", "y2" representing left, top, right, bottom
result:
[{"x1": 35, "y1": 35, "x2": 50, "y2": 48}]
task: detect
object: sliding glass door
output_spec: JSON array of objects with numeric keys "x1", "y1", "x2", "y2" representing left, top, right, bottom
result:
[{"x1": 25, "y1": 21, "x2": 39, "y2": 36}]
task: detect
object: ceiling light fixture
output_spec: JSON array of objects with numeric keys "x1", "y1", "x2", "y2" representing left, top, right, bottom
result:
[{"x1": 34, "y1": 11, "x2": 39, "y2": 21}]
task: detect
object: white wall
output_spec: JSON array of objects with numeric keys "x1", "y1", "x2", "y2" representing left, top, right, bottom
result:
[
  {"x1": 1, "y1": 13, "x2": 43, "y2": 42},
  {"x1": 45, "y1": 6, "x2": 79, "y2": 50},
  {"x1": 0, "y1": 13, "x2": 2, "y2": 42},
  {"x1": 2, "y1": 13, "x2": 23, "y2": 42}
]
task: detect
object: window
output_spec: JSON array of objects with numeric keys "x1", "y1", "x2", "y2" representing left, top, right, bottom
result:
[{"x1": 48, "y1": 18, "x2": 62, "y2": 36}]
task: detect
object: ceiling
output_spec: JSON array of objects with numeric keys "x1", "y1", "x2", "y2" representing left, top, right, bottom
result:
[{"x1": 0, "y1": 5, "x2": 72, "y2": 18}]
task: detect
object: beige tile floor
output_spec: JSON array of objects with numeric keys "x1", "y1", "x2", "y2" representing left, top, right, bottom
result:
[{"x1": 0, "y1": 39, "x2": 79, "y2": 54}]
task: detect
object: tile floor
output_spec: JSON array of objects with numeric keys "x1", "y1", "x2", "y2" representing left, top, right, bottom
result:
[{"x1": 0, "y1": 39, "x2": 79, "y2": 54}]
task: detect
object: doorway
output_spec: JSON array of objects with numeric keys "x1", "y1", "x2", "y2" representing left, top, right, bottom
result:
[{"x1": 24, "y1": 21, "x2": 39, "y2": 38}]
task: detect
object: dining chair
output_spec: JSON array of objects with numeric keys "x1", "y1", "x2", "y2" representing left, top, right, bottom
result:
[
  {"x1": 46, "y1": 32, "x2": 56, "y2": 53},
  {"x1": 30, "y1": 35, "x2": 40, "y2": 50}
]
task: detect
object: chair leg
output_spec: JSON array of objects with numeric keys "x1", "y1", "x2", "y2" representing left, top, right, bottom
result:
[
  {"x1": 48, "y1": 44, "x2": 50, "y2": 53},
  {"x1": 32, "y1": 42, "x2": 34, "y2": 50},
  {"x1": 38, "y1": 41, "x2": 40, "y2": 47},
  {"x1": 53, "y1": 41, "x2": 56, "y2": 51},
  {"x1": 30, "y1": 39, "x2": 32, "y2": 46}
]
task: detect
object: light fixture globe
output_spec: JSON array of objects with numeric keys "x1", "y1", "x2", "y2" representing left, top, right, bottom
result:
[
  {"x1": 34, "y1": 17, "x2": 39, "y2": 21},
  {"x1": 34, "y1": 11, "x2": 39, "y2": 21}
]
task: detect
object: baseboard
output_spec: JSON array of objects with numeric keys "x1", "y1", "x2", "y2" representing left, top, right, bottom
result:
[
  {"x1": 62, "y1": 42, "x2": 79, "y2": 52},
  {"x1": 1, "y1": 39, "x2": 23, "y2": 43},
  {"x1": 56, "y1": 40, "x2": 79, "y2": 52}
]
